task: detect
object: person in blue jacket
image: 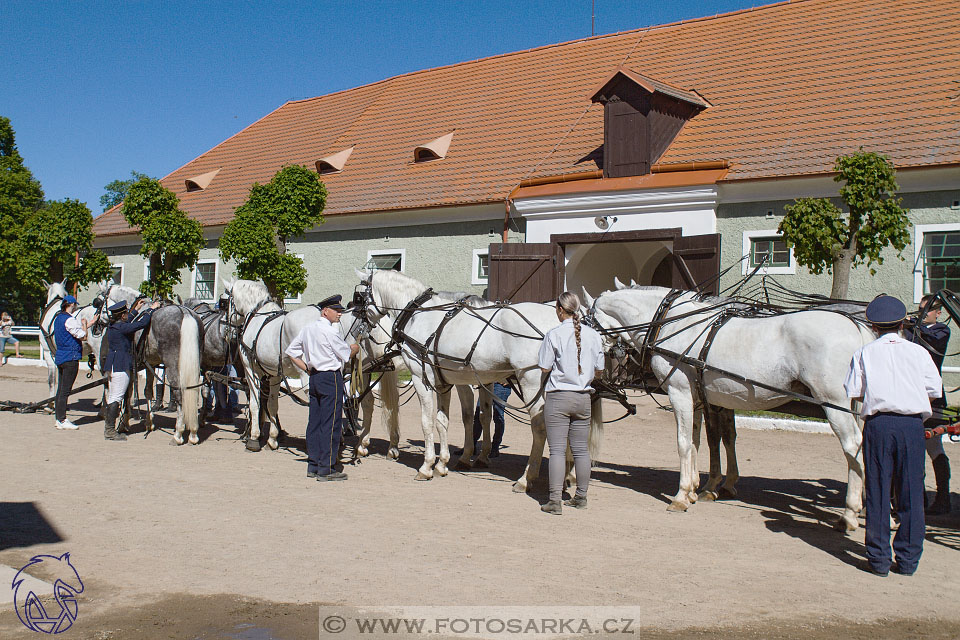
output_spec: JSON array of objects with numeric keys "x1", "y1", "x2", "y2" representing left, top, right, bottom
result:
[
  {"x1": 53, "y1": 295, "x2": 97, "y2": 431},
  {"x1": 102, "y1": 298, "x2": 160, "y2": 441}
]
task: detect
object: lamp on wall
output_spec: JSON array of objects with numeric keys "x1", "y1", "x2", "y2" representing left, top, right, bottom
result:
[{"x1": 594, "y1": 215, "x2": 618, "y2": 230}]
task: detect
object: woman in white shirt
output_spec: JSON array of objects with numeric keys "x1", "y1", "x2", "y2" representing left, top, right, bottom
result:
[{"x1": 537, "y1": 292, "x2": 605, "y2": 515}]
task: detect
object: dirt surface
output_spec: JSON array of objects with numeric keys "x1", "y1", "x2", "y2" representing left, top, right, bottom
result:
[{"x1": 1, "y1": 366, "x2": 959, "y2": 639}]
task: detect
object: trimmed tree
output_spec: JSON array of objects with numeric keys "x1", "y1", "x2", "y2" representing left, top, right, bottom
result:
[
  {"x1": 18, "y1": 198, "x2": 114, "y2": 289},
  {"x1": 778, "y1": 150, "x2": 910, "y2": 299},
  {"x1": 122, "y1": 177, "x2": 204, "y2": 298},
  {"x1": 219, "y1": 165, "x2": 326, "y2": 303},
  {"x1": 100, "y1": 170, "x2": 150, "y2": 212}
]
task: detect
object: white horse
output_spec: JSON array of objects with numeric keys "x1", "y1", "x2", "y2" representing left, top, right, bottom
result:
[
  {"x1": 586, "y1": 285, "x2": 874, "y2": 531},
  {"x1": 356, "y1": 269, "x2": 603, "y2": 488}
]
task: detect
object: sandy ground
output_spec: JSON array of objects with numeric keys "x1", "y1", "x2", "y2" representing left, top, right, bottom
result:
[{"x1": 1, "y1": 366, "x2": 959, "y2": 639}]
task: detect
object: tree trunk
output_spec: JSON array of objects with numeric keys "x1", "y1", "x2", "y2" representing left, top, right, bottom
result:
[
  {"x1": 266, "y1": 280, "x2": 282, "y2": 309},
  {"x1": 48, "y1": 260, "x2": 64, "y2": 285},
  {"x1": 150, "y1": 253, "x2": 163, "y2": 297},
  {"x1": 830, "y1": 249, "x2": 856, "y2": 299}
]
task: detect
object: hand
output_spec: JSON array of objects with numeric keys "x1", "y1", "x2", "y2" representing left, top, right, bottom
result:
[
  {"x1": 92, "y1": 313, "x2": 100, "y2": 323},
  {"x1": 151, "y1": 301, "x2": 161, "y2": 309},
  {"x1": 81, "y1": 319, "x2": 89, "y2": 329},
  {"x1": 349, "y1": 343, "x2": 360, "y2": 357}
]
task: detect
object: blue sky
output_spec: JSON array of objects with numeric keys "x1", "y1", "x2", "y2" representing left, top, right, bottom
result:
[{"x1": 2, "y1": 0, "x2": 762, "y2": 215}]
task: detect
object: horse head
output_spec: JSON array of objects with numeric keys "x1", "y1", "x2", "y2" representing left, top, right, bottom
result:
[{"x1": 44, "y1": 280, "x2": 69, "y2": 304}]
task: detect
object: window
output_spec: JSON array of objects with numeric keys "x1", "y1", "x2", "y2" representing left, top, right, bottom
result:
[
  {"x1": 914, "y1": 224, "x2": 960, "y2": 302},
  {"x1": 192, "y1": 260, "x2": 217, "y2": 301},
  {"x1": 741, "y1": 230, "x2": 795, "y2": 275},
  {"x1": 472, "y1": 249, "x2": 489, "y2": 285},
  {"x1": 110, "y1": 264, "x2": 124, "y2": 286},
  {"x1": 284, "y1": 254, "x2": 305, "y2": 305},
  {"x1": 365, "y1": 249, "x2": 405, "y2": 272}
]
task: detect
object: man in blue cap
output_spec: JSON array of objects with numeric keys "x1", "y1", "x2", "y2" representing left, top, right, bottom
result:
[
  {"x1": 102, "y1": 298, "x2": 160, "y2": 441},
  {"x1": 844, "y1": 294, "x2": 943, "y2": 576},
  {"x1": 53, "y1": 295, "x2": 97, "y2": 430},
  {"x1": 285, "y1": 295, "x2": 359, "y2": 481}
]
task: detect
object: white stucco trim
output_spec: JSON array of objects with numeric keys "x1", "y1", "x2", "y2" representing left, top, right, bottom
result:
[
  {"x1": 913, "y1": 223, "x2": 960, "y2": 303},
  {"x1": 471, "y1": 248, "x2": 489, "y2": 285},
  {"x1": 367, "y1": 248, "x2": 407, "y2": 273},
  {"x1": 143, "y1": 260, "x2": 150, "y2": 284},
  {"x1": 515, "y1": 185, "x2": 718, "y2": 243},
  {"x1": 191, "y1": 259, "x2": 219, "y2": 302},
  {"x1": 741, "y1": 230, "x2": 796, "y2": 275},
  {"x1": 284, "y1": 254, "x2": 305, "y2": 304},
  {"x1": 110, "y1": 263, "x2": 124, "y2": 286}
]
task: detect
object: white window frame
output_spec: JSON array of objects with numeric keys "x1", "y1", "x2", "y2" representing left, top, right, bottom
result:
[
  {"x1": 471, "y1": 249, "x2": 489, "y2": 285},
  {"x1": 913, "y1": 223, "x2": 960, "y2": 303},
  {"x1": 191, "y1": 259, "x2": 218, "y2": 302},
  {"x1": 143, "y1": 260, "x2": 150, "y2": 283},
  {"x1": 284, "y1": 254, "x2": 305, "y2": 305},
  {"x1": 742, "y1": 230, "x2": 795, "y2": 275},
  {"x1": 110, "y1": 263, "x2": 124, "y2": 286},
  {"x1": 366, "y1": 248, "x2": 406, "y2": 273}
]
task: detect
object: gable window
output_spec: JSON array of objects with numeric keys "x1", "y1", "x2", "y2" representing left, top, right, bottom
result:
[
  {"x1": 914, "y1": 224, "x2": 960, "y2": 301},
  {"x1": 366, "y1": 249, "x2": 405, "y2": 272},
  {"x1": 110, "y1": 264, "x2": 124, "y2": 286},
  {"x1": 192, "y1": 260, "x2": 217, "y2": 301},
  {"x1": 741, "y1": 230, "x2": 795, "y2": 275},
  {"x1": 284, "y1": 254, "x2": 305, "y2": 305},
  {"x1": 472, "y1": 249, "x2": 489, "y2": 285}
]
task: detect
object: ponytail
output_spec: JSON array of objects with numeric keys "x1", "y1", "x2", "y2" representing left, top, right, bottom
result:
[{"x1": 557, "y1": 291, "x2": 583, "y2": 374}]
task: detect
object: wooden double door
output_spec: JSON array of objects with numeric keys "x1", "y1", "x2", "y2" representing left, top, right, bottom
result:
[{"x1": 487, "y1": 228, "x2": 720, "y2": 303}]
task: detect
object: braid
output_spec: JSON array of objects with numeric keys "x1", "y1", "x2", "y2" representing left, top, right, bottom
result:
[{"x1": 573, "y1": 314, "x2": 582, "y2": 375}]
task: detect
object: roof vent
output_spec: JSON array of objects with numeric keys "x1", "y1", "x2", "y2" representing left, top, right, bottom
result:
[
  {"x1": 185, "y1": 168, "x2": 221, "y2": 191},
  {"x1": 315, "y1": 146, "x2": 354, "y2": 175},
  {"x1": 414, "y1": 131, "x2": 454, "y2": 163}
]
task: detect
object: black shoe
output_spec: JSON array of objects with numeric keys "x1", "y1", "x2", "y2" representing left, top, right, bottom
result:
[
  {"x1": 307, "y1": 471, "x2": 318, "y2": 478},
  {"x1": 892, "y1": 563, "x2": 915, "y2": 576},
  {"x1": 317, "y1": 471, "x2": 348, "y2": 482},
  {"x1": 489, "y1": 449, "x2": 500, "y2": 458},
  {"x1": 866, "y1": 563, "x2": 889, "y2": 577}
]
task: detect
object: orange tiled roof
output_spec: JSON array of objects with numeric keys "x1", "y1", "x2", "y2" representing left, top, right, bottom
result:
[{"x1": 93, "y1": 0, "x2": 960, "y2": 236}]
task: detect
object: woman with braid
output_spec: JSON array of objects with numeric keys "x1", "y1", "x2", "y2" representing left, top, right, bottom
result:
[{"x1": 537, "y1": 292, "x2": 605, "y2": 515}]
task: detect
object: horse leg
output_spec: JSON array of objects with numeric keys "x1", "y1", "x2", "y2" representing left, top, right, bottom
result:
[
  {"x1": 357, "y1": 372, "x2": 373, "y2": 457},
  {"x1": 454, "y1": 385, "x2": 478, "y2": 470},
  {"x1": 411, "y1": 377, "x2": 436, "y2": 480},
  {"x1": 667, "y1": 386, "x2": 698, "y2": 512},
  {"x1": 513, "y1": 371, "x2": 547, "y2": 494},
  {"x1": 266, "y1": 376, "x2": 280, "y2": 450},
  {"x1": 379, "y1": 368, "x2": 401, "y2": 460},
  {"x1": 244, "y1": 365, "x2": 263, "y2": 452},
  {"x1": 434, "y1": 387, "x2": 453, "y2": 476},
  {"x1": 474, "y1": 388, "x2": 493, "y2": 469},
  {"x1": 142, "y1": 368, "x2": 155, "y2": 433},
  {"x1": 824, "y1": 406, "x2": 864, "y2": 532},
  {"x1": 718, "y1": 407, "x2": 739, "y2": 499},
  {"x1": 699, "y1": 404, "x2": 725, "y2": 501}
]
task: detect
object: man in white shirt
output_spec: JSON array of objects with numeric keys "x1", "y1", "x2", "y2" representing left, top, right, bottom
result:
[
  {"x1": 844, "y1": 294, "x2": 942, "y2": 577},
  {"x1": 285, "y1": 295, "x2": 359, "y2": 481}
]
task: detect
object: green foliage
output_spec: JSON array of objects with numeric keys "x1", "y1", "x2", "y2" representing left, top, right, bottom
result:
[
  {"x1": 779, "y1": 150, "x2": 910, "y2": 278},
  {"x1": 0, "y1": 116, "x2": 45, "y2": 318},
  {"x1": 219, "y1": 165, "x2": 325, "y2": 301},
  {"x1": 100, "y1": 170, "x2": 150, "y2": 212},
  {"x1": 122, "y1": 177, "x2": 204, "y2": 298},
  {"x1": 18, "y1": 199, "x2": 112, "y2": 289}
]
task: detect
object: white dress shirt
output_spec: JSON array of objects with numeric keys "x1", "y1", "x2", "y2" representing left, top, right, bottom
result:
[
  {"x1": 285, "y1": 317, "x2": 352, "y2": 372},
  {"x1": 538, "y1": 318, "x2": 605, "y2": 392},
  {"x1": 844, "y1": 332, "x2": 943, "y2": 420},
  {"x1": 64, "y1": 314, "x2": 86, "y2": 339}
]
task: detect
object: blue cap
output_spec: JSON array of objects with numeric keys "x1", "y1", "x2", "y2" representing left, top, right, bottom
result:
[
  {"x1": 319, "y1": 294, "x2": 345, "y2": 311},
  {"x1": 865, "y1": 294, "x2": 906, "y2": 327},
  {"x1": 63, "y1": 295, "x2": 77, "y2": 304},
  {"x1": 108, "y1": 301, "x2": 128, "y2": 313}
]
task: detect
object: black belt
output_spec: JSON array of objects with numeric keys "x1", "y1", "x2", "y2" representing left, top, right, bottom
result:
[
  {"x1": 309, "y1": 369, "x2": 341, "y2": 376},
  {"x1": 867, "y1": 411, "x2": 922, "y2": 420}
]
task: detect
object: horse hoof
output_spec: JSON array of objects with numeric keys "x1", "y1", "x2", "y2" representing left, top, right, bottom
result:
[
  {"x1": 435, "y1": 465, "x2": 448, "y2": 477},
  {"x1": 387, "y1": 448, "x2": 399, "y2": 460},
  {"x1": 415, "y1": 472, "x2": 433, "y2": 481},
  {"x1": 246, "y1": 439, "x2": 262, "y2": 452},
  {"x1": 718, "y1": 487, "x2": 738, "y2": 500},
  {"x1": 267, "y1": 439, "x2": 278, "y2": 450},
  {"x1": 666, "y1": 501, "x2": 689, "y2": 513},
  {"x1": 833, "y1": 516, "x2": 858, "y2": 532},
  {"x1": 357, "y1": 446, "x2": 369, "y2": 457},
  {"x1": 188, "y1": 435, "x2": 199, "y2": 445},
  {"x1": 454, "y1": 460, "x2": 472, "y2": 471},
  {"x1": 170, "y1": 437, "x2": 183, "y2": 446},
  {"x1": 698, "y1": 490, "x2": 718, "y2": 502},
  {"x1": 512, "y1": 481, "x2": 529, "y2": 494},
  {"x1": 473, "y1": 459, "x2": 489, "y2": 469}
]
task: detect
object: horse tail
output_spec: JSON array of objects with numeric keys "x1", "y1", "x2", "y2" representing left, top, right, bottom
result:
[
  {"x1": 379, "y1": 367, "x2": 400, "y2": 442},
  {"x1": 179, "y1": 313, "x2": 202, "y2": 440},
  {"x1": 589, "y1": 394, "x2": 604, "y2": 462}
]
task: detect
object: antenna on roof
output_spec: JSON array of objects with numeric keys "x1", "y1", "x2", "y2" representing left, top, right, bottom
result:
[{"x1": 591, "y1": 0, "x2": 595, "y2": 36}]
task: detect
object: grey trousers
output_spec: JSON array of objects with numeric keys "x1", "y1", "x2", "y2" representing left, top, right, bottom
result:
[{"x1": 544, "y1": 390, "x2": 592, "y2": 502}]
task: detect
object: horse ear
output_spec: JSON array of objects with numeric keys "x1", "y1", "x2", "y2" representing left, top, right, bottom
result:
[
  {"x1": 582, "y1": 287, "x2": 595, "y2": 308},
  {"x1": 222, "y1": 278, "x2": 233, "y2": 293},
  {"x1": 60, "y1": 278, "x2": 67, "y2": 287},
  {"x1": 42, "y1": 279, "x2": 50, "y2": 289},
  {"x1": 614, "y1": 277, "x2": 625, "y2": 290},
  {"x1": 630, "y1": 279, "x2": 637, "y2": 287},
  {"x1": 355, "y1": 268, "x2": 371, "y2": 283}
]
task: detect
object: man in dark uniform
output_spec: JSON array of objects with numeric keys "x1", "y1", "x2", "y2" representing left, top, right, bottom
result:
[
  {"x1": 903, "y1": 294, "x2": 952, "y2": 514},
  {"x1": 845, "y1": 295, "x2": 942, "y2": 576},
  {"x1": 285, "y1": 295, "x2": 359, "y2": 481},
  {"x1": 103, "y1": 298, "x2": 160, "y2": 441}
]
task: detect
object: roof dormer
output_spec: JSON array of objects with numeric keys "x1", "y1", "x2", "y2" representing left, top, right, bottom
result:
[
  {"x1": 414, "y1": 131, "x2": 454, "y2": 163},
  {"x1": 591, "y1": 68, "x2": 709, "y2": 178},
  {"x1": 315, "y1": 146, "x2": 354, "y2": 175},
  {"x1": 185, "y1": 168, "x2": 221, "y2": 191}
]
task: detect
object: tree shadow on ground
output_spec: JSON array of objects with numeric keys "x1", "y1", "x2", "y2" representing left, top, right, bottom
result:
[{"x1": 0, "y1": 502, "x2": 64, "y2": 550}]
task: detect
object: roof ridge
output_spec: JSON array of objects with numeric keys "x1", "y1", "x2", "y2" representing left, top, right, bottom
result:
[{"x1": 287, "y1": 0, "x2": 804, "y2": 107}]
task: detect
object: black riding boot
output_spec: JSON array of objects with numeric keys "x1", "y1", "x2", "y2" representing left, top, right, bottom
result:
[
  {"x1": 152, "y1": 382, "x2": 165, "y2": 412},
  {"x1": 927, "y1": 454, "x2": 951, "y2": 515},
  {"x1": 104, "y1": 402, "x2": 127, "y2": 441}
]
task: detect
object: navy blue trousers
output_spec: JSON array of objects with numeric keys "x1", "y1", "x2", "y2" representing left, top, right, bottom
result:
[
  {"x1": 306, "y1": 370, "x2": 344, "y2": 477},
  {"x1": 472, "y1": 383, "x2": 511, "y2": 449},
  {"x1": 863, "y1": 412, "x2": 926, "y2": 573}
]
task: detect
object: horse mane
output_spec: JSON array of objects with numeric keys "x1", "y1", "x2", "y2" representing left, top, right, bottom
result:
[
  {"x1": 370, "y1": 270, "x2": 429, "y2": 311},
  {"x1": 435, "y1": 290, "x2": 490, "y2": 307},
  {"x1": 232, "y1": 279, "x2": 273, "y2": 314},
  {"x1": 108, "y1": 284, "x2": 142, "y2": 305}
]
